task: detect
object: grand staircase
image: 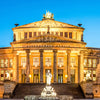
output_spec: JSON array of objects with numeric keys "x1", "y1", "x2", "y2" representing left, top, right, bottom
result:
[{"x1": 12, "y1": 83, "x2": 85, "y2": 99}]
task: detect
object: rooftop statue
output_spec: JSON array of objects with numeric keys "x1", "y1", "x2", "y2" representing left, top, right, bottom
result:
[{"x1": 43, "y1": 11, "x2": 54, "y2": 19}]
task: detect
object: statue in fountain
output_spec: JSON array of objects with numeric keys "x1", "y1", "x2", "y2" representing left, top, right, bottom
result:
[{"x1": 46, "y1": 70, "x2": 52, "y2": 85}]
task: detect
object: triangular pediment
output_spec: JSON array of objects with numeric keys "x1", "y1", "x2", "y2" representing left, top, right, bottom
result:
[{"x1": 13, "y1": 19, "x2": 83, "y2": 29}]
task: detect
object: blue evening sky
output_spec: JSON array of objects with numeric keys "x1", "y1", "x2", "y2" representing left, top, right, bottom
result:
[{"x1": 0, "y1": 0, "x2": 100, "y2": 48}]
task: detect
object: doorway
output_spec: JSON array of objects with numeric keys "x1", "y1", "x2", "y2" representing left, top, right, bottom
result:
[
  {"x1": 58, "y1": 69, "x2": 63, "y2": 83},
  {"x1": 33, "y1": 69, "x2": 39, "y2": 83},
  {"x1": 70, "y1": 69, "x2": 75, "y2": 83}
]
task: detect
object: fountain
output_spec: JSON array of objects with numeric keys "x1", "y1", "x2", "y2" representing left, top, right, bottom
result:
[
  {"x1": 39, "y1": 70, "x2": 59, "y2": 100},
  {"x1": 24, "y1": 70, "x2": 73, "y2": 100}
]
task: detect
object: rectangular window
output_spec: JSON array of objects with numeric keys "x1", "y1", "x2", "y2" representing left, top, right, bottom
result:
[
  {"x1": 5, "y1": 59, "x2": 8, "y2": 67},
  {"x1": 88, "y1": 59, "x2": 92, "y2": 67},
  {"x1": 60, "y1": 32, "x2": 63, "y2": 36},
  {"x1": 93, "y1": 70, "x2": 96, "y2": 81},
  {"x1": 71, "y1": 57, "x2": 76, "y2": 66},
  {"x1": 29, "y1": 32, "x2": 32, "y2": 38},
  {"x1": 24, "y1": 32, "x2": 27, "y2": 39},
  {"x1": 45, "y1": 57, "x2": 51, "y2": 67},
  {"x1": 38, "y1": 32, "x2": 41, "y2": 36},
  {"x1": 33, "y1": 57, "x2": 39, "y2": 67},
  {"x1": 58, "y1": 57, "x2": 64, "y2": 67},
  {"x1": 69, "y1": 32, "x2": 72, "y2": 38},
  {"x1": 9, "y1": 59, "x2": 13, "y2": 67},
  {"x1": 65, "y1": 32, "x2": 68, "y2": 37},
  {"x1": 21, "y1": 57, "x2": 26, "y2": 67},
  {"x1": 93, "y1": 59, "x2": 96, "y2": 67},
  {"x1": 0, "y1": 59, "x2": 4, "y2": 67},
  {"x1": 84, "y1": 59, "x2": 87, "y2": 67}
]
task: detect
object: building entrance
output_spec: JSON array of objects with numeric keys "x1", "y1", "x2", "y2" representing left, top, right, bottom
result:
[
  {"x1": 33, "y1": 69, "x2": 39, "y2": 83},
  {"x1": 58, "y1": 69, "x2": 63, "y2": 83},
  {"x1": 21, "y1": 69, "x2": 26, "y2": 83},
  {"x1": 70, "y1": 69, "x2": 75, "y2": 83}
]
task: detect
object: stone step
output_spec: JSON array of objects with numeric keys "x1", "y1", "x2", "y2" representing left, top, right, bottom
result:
[{"x1": 12, "y1": 83, "x2": 85, "y2": 99}]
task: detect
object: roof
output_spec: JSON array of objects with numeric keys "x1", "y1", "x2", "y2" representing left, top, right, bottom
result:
[{"x1": 12, "y1": 19, "x2": 84, "y2": 30}]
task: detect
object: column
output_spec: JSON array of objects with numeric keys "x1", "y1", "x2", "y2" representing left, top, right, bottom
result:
[
  {"x1": 16, "y1": 53, "x2": 19, "y2": 83},
  {"x1": 78, "y1": 55, "x2": 80, "y2": 83},
  {"x1": 67, "y1": 49, "x2": 71, "y2": 83},
  {"x1": 40, "y1": 50, "x2": 43, "y2": 83},
  {"x1": 26, "y1": 49, "x2": 30, "y2": 83},
  {"x1": 53, "y1": 50, "x2": 57, "y2": 83}
]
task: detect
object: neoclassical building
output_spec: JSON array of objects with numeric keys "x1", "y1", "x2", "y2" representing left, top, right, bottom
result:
[{"x1": 0, "y1": 11, "x2": 100, "y2": 84}]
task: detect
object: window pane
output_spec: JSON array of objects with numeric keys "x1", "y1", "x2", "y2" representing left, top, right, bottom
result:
[
  {"x1": 88, "y1": 59, "x2": 92, "y2": 67},
  {"x1": 58, "y1": 57, "x2": 64, "y2": 67},
  {"x1": 45, "y1": 57, "x2": 51, "y2": 67},
  {"x1": 69, "y1": 32, "x2": 72, "y2": 38},
  {"x1": 9, "y1": 59, "x2": 13, "y2": 67},
  {"x1": 33, "y1": 57, "x2": 39, "y2": 67},
  {"x1": 93, "y1": 59, "x2": 96, "y2": 67},
  {"x1": 1, "y1": 59, "x2": 4, "y2": 67},
  {"x1": 84, "y1": 59, "x2": 87, "y2": 67},
  {"x1": 24, "y1": 32, "x2": 27, "y2": 39},
  {"x1": 5, "y1": 59, "x2": 8, "y2": 67},
  {"x1": 29, "y1": 32, "x2": 32, "y2": 38},
  {"x1": 21, "y1": 57, "x2": 26, "y2": 67},
  {"x1": 65, "y1": 32, "x2": 68, "y2": 37}
]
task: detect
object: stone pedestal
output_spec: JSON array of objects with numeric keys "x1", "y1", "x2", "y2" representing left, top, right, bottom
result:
[
  {"x1": 3, "y1": 80, "x2": 16, "y2": 99},
  {"x1": 80, "y1": 80, "x2": 93, "y2": 99}
]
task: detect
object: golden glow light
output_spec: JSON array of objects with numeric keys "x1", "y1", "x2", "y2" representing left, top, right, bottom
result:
[{"x1": 65, "y1": 75, "x2": 68, "y2": 78}]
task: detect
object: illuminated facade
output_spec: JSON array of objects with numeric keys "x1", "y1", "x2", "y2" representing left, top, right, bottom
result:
[{"x1": 0, "y1": 11, "x2": 100, "y2": 84}]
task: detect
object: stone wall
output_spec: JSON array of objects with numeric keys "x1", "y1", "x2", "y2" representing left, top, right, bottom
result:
[
  {"x1": 0, "y1": 83, "x2": 4, "y2": 98},
  {"x1": 80, "y1": 80, "x2": 93, "y2": 99},
  {"x1": 3, "y1": 80, "x2": 17, "y2": 99}
]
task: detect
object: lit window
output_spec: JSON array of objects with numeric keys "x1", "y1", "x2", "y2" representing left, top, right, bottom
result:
[
  {"x1": 58, "y1": 57, "x2": 64, "y2": 67},
  {"x1": 0, "y1": 59, "x2": 4, "y2": 67},
  {"x1": 60, "y1": 32, "x2": 63, "y2": 36},
  {"x1": 9, "y1": 59, "x2": 13, "y2": 67},
  {"x1": 29, "y1": 32, "x2": 32, "y2": 38},
  {"x1": 33, "y1": 57, "x2": 39, "y2": 67},
  {"x1": 88, "y1": 59, "x2": 92, "y2": 67},
  {"x1": 84, "y1": 59, "x2": 87, "y2": 67},
  {"x1": 5, "y1": 70, "x2": 13, "y2": 80},
  {"x1": 93, "y1": 59, "x2": 96, "y2": 67},
  {"x1": 71, "y1": 57, "x2": 76, "y2": 67},
  {"x1": 21, "y1": 57, "x2": 26, "y2": 67},
  {"x1": 65, "y1": 32, "x2": 68, "y2": 37},
  {"x1": 5, "y1": 59, "x2": 8, "y2": 67},
  {"x1": 24, "y1": 32, "x2": 27, "y2": 39},
  {"x1": 45, "y1": 57, "x2": 51, "y2": 67},
  {"x1": 69, "y1": 32, "x2": 72, "y2": 38}
]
